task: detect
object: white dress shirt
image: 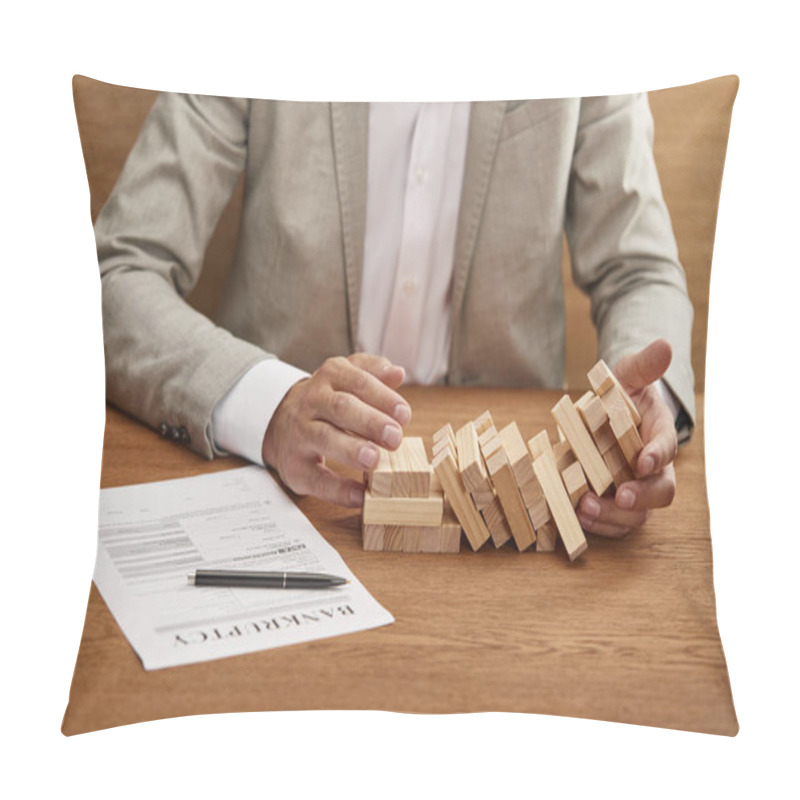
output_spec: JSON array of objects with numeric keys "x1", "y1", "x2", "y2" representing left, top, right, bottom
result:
[{"x1": 358, "y1": 102, "x2": 471, "y2": 383}]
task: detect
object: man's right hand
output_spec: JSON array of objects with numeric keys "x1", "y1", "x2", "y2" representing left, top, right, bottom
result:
[{"x1": 262, "y1": 354, "x2": 410, "y2": 507}]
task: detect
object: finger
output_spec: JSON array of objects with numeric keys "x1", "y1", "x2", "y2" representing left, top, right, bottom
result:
[
  {"x1": 577, "y1": 492, "x2": 649, "y2": 537},
  {"x1": 284, "y1": 457, "x2": 366, "y2": 508},
  {"x1": 613, "y1": 338, "x2": 672, "y2": 394},
  {"x1": 576, "y1": 514, "x2": 640, "y2": 539},
  {"x1": 347, "y1": 353, "x2": 407, "y2": 391},
  {"x1": 318, "y1": 357, "x2": 411, "y2": 427},
  {"x1": 315, "y1": 388, "x2": 405, "y2": 451},
  {"x1": 635, "y1": 390, "x2": 678, "y2": 478},
  {"x1": 305, "y1": 419, "x2": 394, "y2": 472},
  {"x1": 615, "y1": 466, "x2": 676, "y2": 511}
]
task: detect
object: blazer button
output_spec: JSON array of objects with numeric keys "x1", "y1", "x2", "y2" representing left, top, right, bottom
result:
[
  {"x1": 159, "y1": 422, "x2": 170, "y2": 438},
  {"x1": 179, "y1": 426, "x2": 190, "y2": 444}
]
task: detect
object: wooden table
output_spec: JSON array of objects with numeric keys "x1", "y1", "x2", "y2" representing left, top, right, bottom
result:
[{"x1": 61, "y1": 387, "x2": 738, "y2": 736}]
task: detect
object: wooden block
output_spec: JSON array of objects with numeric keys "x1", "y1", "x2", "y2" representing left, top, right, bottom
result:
[
  {"x1": 484, "y1": 440, "x2": 536, "y2": 551},
  {"x1": 474, "y1": 410, "x2": 495, "y2": 438},
  {"x1": 535, "y1": 520, "x2": 558, "y2": 552},
  {"x1": 526, "y1": 496, "x2": 551, "y2": 530},
  {"x1": 519, "y1": 475, "x2": 546, "y2": 511},
  {"x1": 363, "y1": 524, "x2": 385, "y2": 551},
  {"x1": 432, "y1": 448, "x2": 491, "y2": 551},
  {"x1": 362, "y1": 491, "x2": 443, "y2": 526},
  {"x1": 523, "y1": 431, "x2": 555, "y2": 526},
  {"x1": 508, "y1": 432, "x2": 548, "y2": 515},
  {"x1": 432, "y1": 425, "x2": 455, "y2": 462},
  {"x1": 389, "y1": 436, "x2": 433, "y2": 497},
  {"x1": 527, "y1": 429, "x2": 553, "y2": 460},
  {"x1": 532, "y1": 449, "x2": 588, "y2": 561},
  {"x1": 587, "y1": 359, "x2": 616, "y2": 396},
  {"x1": 440, "y1": 527, "x2": 462, "y2": 553},
  {"x1": 470, "y1": 487, "x2": 496, "y2": 510},
  {"x1": 588, "y1": 359, "x2": 641, "y2": 425},
  {"x1": 365, "y1": 447, "x2": 393, "y2": 497},
  {"x1": 499, "y1": 422, "x2": 536, "y2": 489},
  {"x1": 551, "y1": 396, "x2": 613, "y2": 496},
  {"x1": 600, "y1": 385, "x2": 644, "y2": 470},
  {"x1": 561, "y1": 461, "x2": 589, "y2": 508},
  {"x1": 478, "y1": 423, "x2": 499, "y2": 450},
  {"x1": 402, "y1": 526, "x2": 423, "y2": 553},
  {"x1": 552, "y1": 439, "x2": 576, "y2": 472},
  {"x1": 576, "y1": 390, "x2": 606, "y2": 431},
  {"x1": 419, "y1": 525, "x2": 444, "y2": 553},
  {"x1": 617, "y1": 424, "x2": 644, "y2": 472},
  {"x1": 440, "y1": 507, "x2": 462, "y2": 553},
  {"x1": 603, "y1": 441, "x2": 635, "y2": 487},
  {"x1": 432, "y1": 435, "x2": 451, "y2": 459},
  {"x1": 456, "y1": 422, "x2": 492, "y2": 495},
  {"x1": 382, "y1": 525, "x2": 404, "y2": 552},
  {"x1": 576, "y1": 396, "x2": 613, "y2": 456},
  {"x1": 592, "y1": 420, "x2": 617, "y2": 455},
  {"x1": 433, "y1": 422, "x2": 455, "y2": 445},
  {"x1": 575, "y1": 391, "x2": 616, "y2": 454},
  {"x1": 610, "y1": 376, "x2": 642, "y2": 427},
  {"x1": 481, "y1": 494, "x2": 513, "y2": 548}
]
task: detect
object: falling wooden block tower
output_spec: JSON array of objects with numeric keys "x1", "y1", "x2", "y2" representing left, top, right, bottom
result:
[{"x1": 362, "y1": 358, "x2": 647, "y2": 561}]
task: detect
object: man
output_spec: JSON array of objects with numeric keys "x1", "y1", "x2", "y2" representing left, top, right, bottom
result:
[{"x1": 96, "y1": 94, "x2": 693, "y2": 538}]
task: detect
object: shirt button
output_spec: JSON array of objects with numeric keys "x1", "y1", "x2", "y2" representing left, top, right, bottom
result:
[
  {"x1": 415, "y1": 166, "x2": 428, "y2": 184},
  {"x1": 402, "y1": 278, "x2": 418, "y2": 294}
]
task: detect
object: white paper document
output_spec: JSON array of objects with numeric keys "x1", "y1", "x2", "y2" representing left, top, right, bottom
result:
[{"x1": 93, "y1": 466, "x2": 394, "y2": 670}]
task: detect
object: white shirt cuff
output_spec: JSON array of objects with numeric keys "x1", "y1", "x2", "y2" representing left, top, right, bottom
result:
[{"x1": 211, "y1": 359, "x2": 310, "y2": 466}]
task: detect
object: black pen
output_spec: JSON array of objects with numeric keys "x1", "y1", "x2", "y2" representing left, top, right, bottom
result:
[{"x1": 188, "y1": 569, "x2": 349, "y2": 589}]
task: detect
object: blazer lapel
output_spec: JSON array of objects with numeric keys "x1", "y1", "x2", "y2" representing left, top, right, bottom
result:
[
  {"x1": 448, "y1": 101, "x2": 507, "y2": 374},
  {"x1": 330, "y1": 102, "x2": 369, "y2": 352}
]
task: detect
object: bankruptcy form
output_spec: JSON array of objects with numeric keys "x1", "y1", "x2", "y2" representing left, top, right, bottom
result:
[{"x1": 93, "y1": 466, "x2": 394, "y2": 670}]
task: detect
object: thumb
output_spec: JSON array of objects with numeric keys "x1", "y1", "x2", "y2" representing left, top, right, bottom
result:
[{"x1": 613, "y1": 339, "x2": 672, "y2": 393}]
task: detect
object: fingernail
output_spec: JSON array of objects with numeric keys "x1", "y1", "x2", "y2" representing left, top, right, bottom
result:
[
  {"x1": 382, "y1": 424, "x2": 402, "y2": 449},
  {"x1": 349, "y1": 486, "x2": 365, "y2": 506},
  {"x1": 393, "y1": 403, "x2": 412, "y2": 425},
  {"x1": 582, "y1": 496, "x2": 601, "y2": 519},
  {"x1": 383, "y1": 363, "x2": 405, "y2": 381},
  {"x1": 617, "y1": 487, "x2": 636, "y2": 510},
  {"x1": 358, "y1": 445, "x2": 379, "y2": 470}
]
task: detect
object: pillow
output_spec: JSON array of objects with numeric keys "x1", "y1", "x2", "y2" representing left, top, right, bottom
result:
[{"x1": 64, "y1": 76, "x2": 738, "y2": 737}]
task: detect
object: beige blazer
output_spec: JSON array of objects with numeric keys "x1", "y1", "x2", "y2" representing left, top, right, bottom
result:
[{"x1": 96, "y1": 94, "x2": 694, "y2": 458}]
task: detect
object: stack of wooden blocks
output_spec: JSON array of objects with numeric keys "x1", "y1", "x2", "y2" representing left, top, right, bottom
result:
[
  {"x1": 362, "y1": 359, "x2": 645, "y2": 561},
  {"x1": 362, "y1": 436, "x2": 462, "y2": 553}
]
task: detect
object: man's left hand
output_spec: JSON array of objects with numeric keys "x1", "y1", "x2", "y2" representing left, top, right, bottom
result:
[{"x1": 575, "y1": 339, "x2": 679, "y2": 537}]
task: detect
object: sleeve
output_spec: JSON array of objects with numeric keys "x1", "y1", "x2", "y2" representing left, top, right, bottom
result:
[
  {"x1": 565, "y1": 93, "x2": 696, "y2": 426},
  {"x1": 212, "y1": 359, "x2": 310, "y2": 466},
  {"x1": 95, "y1": 92, "x2": 273, "y2": 459}
]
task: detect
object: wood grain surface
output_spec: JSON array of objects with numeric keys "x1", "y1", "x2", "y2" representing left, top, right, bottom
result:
[{"x1": 61, "y1": 387, "x2": 737, "y2": 736}]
